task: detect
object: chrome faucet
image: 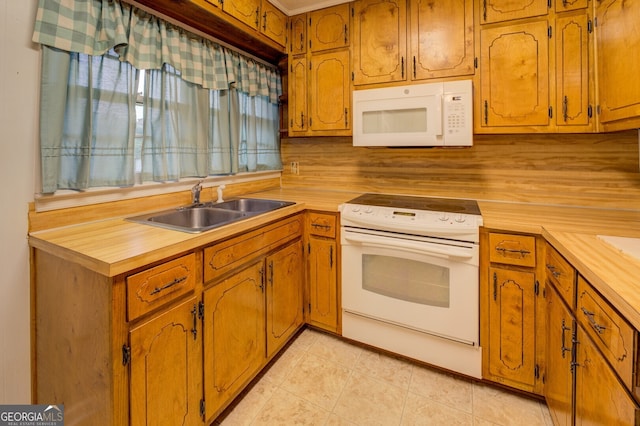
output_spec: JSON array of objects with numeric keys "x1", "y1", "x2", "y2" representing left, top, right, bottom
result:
[{"x1": 191, "y1": 180, "x2": 204, "y2": 204}]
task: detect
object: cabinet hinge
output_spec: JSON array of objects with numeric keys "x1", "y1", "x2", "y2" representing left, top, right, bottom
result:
[
  {"x1": 122, "y1": 345, "x2": 131, "y2": 366},
  {"x1": 200, "y1": 399, "x2": 205, "y2": 418},
  {"x1": 588, "y1": 104, "x2": 593, "y2": 118},
  {"x1": 351, "y1": 7, "x2": 354, "y2": 17},
  {"x1": 594, "y1": 17, "x2": 598, "y2": 28},
  {"x1": 547, "y1": 0, "x2": 552, "y2": 8},
  {"x1": 352, "y1": 71, "x2": 355, "y2": 81},
  {"x1": 474, "y1": 57, "x2": 478, "y2": 69},
  {"x1": 534, "y1": 364, "x2": 540, "y2": 379},
  {"x1": 597, "y1": 105, "x2": 601, "y2": 115},
  {"x1": 548, "y1": 106, "x2": 553, "y2": 118},
  {"x1": 534, "y1": 280, "x2": 540, "y2": 296},
  {"x1": 587, "y1": 19, "x2": 593, "y2": 33},
  {"x1": 307, "y1": 242, "x2": 311, "y2": 254},
  {"x1": 548, "y1": 25, "x2": 552, "y2": 39},
  {"x1": 492, "y1": 272, "x2": 497, "y2": 301}
]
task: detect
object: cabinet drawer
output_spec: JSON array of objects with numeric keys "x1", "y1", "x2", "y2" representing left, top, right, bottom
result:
[
  {"x1": 545, "y1": 244, "x2": 576, "y2": 308},
  {"x1": 307, "y1": 212, "x2": 337, "y2": 238},
  {"x1": 489, "y1": 233, "x2": 536, "y2": 267},
  {"x1": 204, "y1": 215, "x2": 302, "y2": 282},
  {"x1": 577, "y1": 276, "x2": 636, "y2": 390},
  {"x1": 127, "y1": 253, "x2": 196, "y2": 321}
]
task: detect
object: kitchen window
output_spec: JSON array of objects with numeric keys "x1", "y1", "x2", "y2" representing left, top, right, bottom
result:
[{"x1": 33, "y1": 0, "x2": 282, "y2": 195}]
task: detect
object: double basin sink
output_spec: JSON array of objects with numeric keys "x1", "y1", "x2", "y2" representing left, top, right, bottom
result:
[{"x1": 127, "y1": 198, "x2": 295, "y2": 233}]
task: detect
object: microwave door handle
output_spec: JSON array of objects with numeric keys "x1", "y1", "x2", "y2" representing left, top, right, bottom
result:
[{"x1": 343, "y1": 231, "x2": 473, "y2": 260}]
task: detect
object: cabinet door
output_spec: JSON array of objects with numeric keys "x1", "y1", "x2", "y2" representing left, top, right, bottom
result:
[
  {"x1": 289, "y1": 14, "x2": 307, "y2": 55},
  {"x1": 353, "y1": 0, "x2": 407, "y2": 85},
  {"x1": 575, "y1": 326, "x2": 640, "y2": 425},
  {"x1": 556, "y1": 11, "x2": 592, "y2": 130},
  {"x1": 222, "y1": 0, "x2": 261, "y2": 29},
  {"x1": 409, "y1": 0, "x2": 474, "y2": 80},
  {"x1": 288, "y1": 55, "x2": 308, "y2": 134},
  {"x1": 487, "y1": 267, "x2": 537, "y2": 390},
  {"x1": 130, "y1": 296, "x2": 203, "y2": 426},
  {"x1": 556, "y1": 0, "x2": 588, "y2": 12},
  {"x1": 266, "y1": 240, "x2": 304, "y2": 357},
  {"x1": 309, "y1": 3, "x2": 350, "y2": 52},
  {"x1": 479, "y1": 20, "x2": 550, "y2": 130},
  {"x1": 307, "y1": 236, "x2": 338, "y2": 332},
  {"x1": 203, "y1": 262, "x2": 265, "y2": 420},
  {"x1": 545, "y1": 285, "x2": 574, "y2": 426},
  {"x1": 260, "y1": 1, "x2": 287, "y2": 46},
  {"x1": 310, "y1": 49, "x2": 351, "y2": 132},
  {"x1": 481, "y1": 0, "x2": 548, "y2": 24},
  {"x1": 596, "y1": 0, "x2": 640, "y2": 126}
]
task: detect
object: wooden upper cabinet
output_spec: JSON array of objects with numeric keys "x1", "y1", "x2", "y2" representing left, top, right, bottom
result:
[
  {"x1": 310, "y1": 49, "x2": 351, "y2": 132},
  {"x1": 353, "y1": 0, "x2": 407, "y2": 85},
  {"x1": 309, "y1": 3, "x2": 350, "y2": 52},
  {"x1": 481, "y1": 0, "x2": 549, "y2": 24},
  {"x1": 260, "y1": 1, "x2": 287, "y2": 46},
  {"x1": 409, "y1": 0, "x2": 474, "y2": 80},
  {"x1": 556, "y1": 10, "x2": 592, "y2": 130},
  {"x1": 479, "y1": 19, "x2": 550, "y2": 129},
  {"x1": 288, "y1": 55, "x2": 308, "y2": 134},
  {"x1": 289, "y1": 14, "x2": 307, "y2": 55},
  {"x1": 596, "y1": 0, "x2": 640, "y2": 129},
  {"x1": 555, "y1": 0, "x2": 588, "y2": 13},
  {"x1": 222, "y1": 0, "x2": 261, "y2": 29}
]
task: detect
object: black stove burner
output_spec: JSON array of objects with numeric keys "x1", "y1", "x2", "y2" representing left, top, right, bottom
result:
[{"x1": 346, "y1": 193, "x2": 481, "y2": 215}]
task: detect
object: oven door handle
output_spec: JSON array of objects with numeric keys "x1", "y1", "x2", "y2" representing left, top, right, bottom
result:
[{"x1": 343, "y1": 231, "x2": 474, "y2": 260}]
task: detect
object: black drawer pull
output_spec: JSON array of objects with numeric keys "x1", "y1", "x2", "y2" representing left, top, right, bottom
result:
[{"x1": 150, "y1": 276, "x2": 187, "y2": 295}]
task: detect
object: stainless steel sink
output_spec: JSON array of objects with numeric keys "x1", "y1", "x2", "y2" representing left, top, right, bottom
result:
[
  {"x1": 207, "y1": 198, "x2": 295, "y2": 213},
  {"x1": 127, "y1": 198, "x2": 295, "y2": 233}
]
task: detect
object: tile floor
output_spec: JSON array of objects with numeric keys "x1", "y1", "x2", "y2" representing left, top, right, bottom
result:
[{"x1": 216, "y1": 328, "x2": 553, "y2": 426}]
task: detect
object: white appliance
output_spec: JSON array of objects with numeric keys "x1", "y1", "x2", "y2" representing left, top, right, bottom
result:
[
  {"x1": 340, "y1": 193, "x2": 483, "y2": 378},
  {"x1": 352, "y1": 80, "x2": 473, "y2": 147}
]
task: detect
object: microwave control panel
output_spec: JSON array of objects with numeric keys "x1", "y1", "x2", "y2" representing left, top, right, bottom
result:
[{"x1": 443, "y1": 89, "x2": 472, "y2": 146}]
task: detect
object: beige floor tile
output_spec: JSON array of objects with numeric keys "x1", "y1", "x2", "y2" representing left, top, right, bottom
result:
[
  {"x1": 251, "y1": 387, "x2": 330, "y2": 426},
  {"x1": 261, "y1": 345, "x2": 305, "y2": 385},
  {"x1": 288, "y1": 328, "x2": 321, "y2": 351},
  {"x1": 354, "y1": 348, "x2": 414, "y2": 390},
  {"x1": 218, "y1": 378, "x2": 278, "y2": 426},
  {"x1": 325, "y1": 413, "x2": 358, "y2": 425},
  {"x1": 472, "y1": 383, "x2": 547, "y2": 426},
  {"x1": 401, "y1": 392, "x2": 474, "y2": 426},
  {"x1": 333, "y1": 371, "x2": 407, "y2": 425},
  {"x1": 307, "y1": 332, "x2": 364, "y2": 366},
  {"x1": 281, "y1": 352, "x2": 352, "y2": 410},
  {"x1": 409, "y1": 365, "x2": 473, "y2": 414}
]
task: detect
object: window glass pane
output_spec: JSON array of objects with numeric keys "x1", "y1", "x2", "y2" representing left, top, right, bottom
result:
[{"x1": 362, "y1": 254, "x2": 450, "y2": 307}]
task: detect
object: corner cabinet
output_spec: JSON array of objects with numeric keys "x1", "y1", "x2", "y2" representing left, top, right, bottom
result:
[
  {"x1": 288, "y1": 4, "x2": 351, "y2": 136},
  {"x1": 305, "y1": 211, "x2": 340, "y2": 333},
  {"x1": 32, "y1": 213, "x2": 304, "y2": 425},
  {"x1": 480, "y1": 230, "x2": 545, "y2": 395},
  {"x1": 544, "y1": 242, "x2": 640, "y2": 425}
]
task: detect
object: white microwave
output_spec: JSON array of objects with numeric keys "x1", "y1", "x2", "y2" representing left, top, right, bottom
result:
[{"x1": 352, "y1": 80, "x2": 473, "y2": 147}]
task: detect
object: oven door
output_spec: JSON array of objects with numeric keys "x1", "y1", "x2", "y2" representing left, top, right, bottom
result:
[{"x1": 341, "y1": 227, "x2": 479, "y2": 345}]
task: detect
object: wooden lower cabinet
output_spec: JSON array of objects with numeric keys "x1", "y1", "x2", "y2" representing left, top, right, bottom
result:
[
  {"x1": 130, "y1": 296, "x2": 204, "y2": 426},
  {"x1": 203, "y1": 262, "x2": 266, "y2": 420},
  {"x1": 305, "y1": 211, "x2": 340, "y2": 333},
  {"x1": 546, "y1": 283, "x2": 575, "y2": 426},
  {"x1": 575, "y1": 326, "x2": 639, "y2": 425}
]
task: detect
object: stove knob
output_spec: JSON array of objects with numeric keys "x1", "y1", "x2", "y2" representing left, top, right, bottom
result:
[
  {"x1": 364, "y1": 207, "x2": 374, "y2": 214},
  {"x1": 438, "y1": 213, "x2": 450, "y2": 221},
  {"x1": 352, "y1": 207, "x2": 361, "y2": 213},
  {"x1": 455, "y1": 214, "x2": 466, "y2": 223}
]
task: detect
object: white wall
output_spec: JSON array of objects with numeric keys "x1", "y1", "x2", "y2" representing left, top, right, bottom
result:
[{"x1": 0, "y1": 0, "x2": 39, "y2": 403}]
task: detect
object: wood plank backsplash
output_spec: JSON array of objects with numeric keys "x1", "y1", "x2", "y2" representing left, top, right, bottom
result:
[{"x1": 281, "y1": 130, "x2": 640, "y2": 209}]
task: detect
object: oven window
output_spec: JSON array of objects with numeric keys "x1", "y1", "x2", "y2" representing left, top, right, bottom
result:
[{"x1": 362, "y1": 254, "x2": 450, "y2": 307}]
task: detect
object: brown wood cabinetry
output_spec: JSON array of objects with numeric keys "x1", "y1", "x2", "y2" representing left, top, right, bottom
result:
[
  {"x1": 544, "y1": 242, "x2": 640, "y2": 425},
  {"x1": 219, "y1": 0, "x2": 261, "y2": 30},
  {"x1": 129, "y1": 296, "x2": 203, "y2": 426},
  {"x1": 480, "y1": 0, "x2": 548, "y2": 24},
  {"x1": 353, "y1": 0, "x2": 473, "y2": 85},
  {"x1": 288, "y1": 4, "x2": 351, "y2": 136},
  {"x1": 595, "y1": 0, "x2": 640, "y2": 130},
  {"x1": 259, "y1": 0, "x2": 287, "y2": 46},
  {"x1": 305, "y1": 211, "x2": 340, "y2": 333},
  {"x1": 481, "y1": 230, "x2": 545, "y2": 394},
  {"x1": 32, "y1": 213, "x2": 304, "y2": 425}
]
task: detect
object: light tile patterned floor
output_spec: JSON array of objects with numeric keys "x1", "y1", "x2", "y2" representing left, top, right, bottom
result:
[{"x1": 216, "y1": 328, "x2": 553, "y2": 426}]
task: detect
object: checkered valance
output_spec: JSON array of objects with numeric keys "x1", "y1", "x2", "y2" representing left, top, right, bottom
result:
[{"x1": 32, "y1": 0, "x2": 281, "y2": 103}]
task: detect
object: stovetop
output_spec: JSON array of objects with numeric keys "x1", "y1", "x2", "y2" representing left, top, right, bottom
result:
[
  {"x1": 344, "y1": 193, "x2": 481, "y2": 216},
  {"x1": 340, "y1": 193, "x2": 483, "y2": 242}
]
